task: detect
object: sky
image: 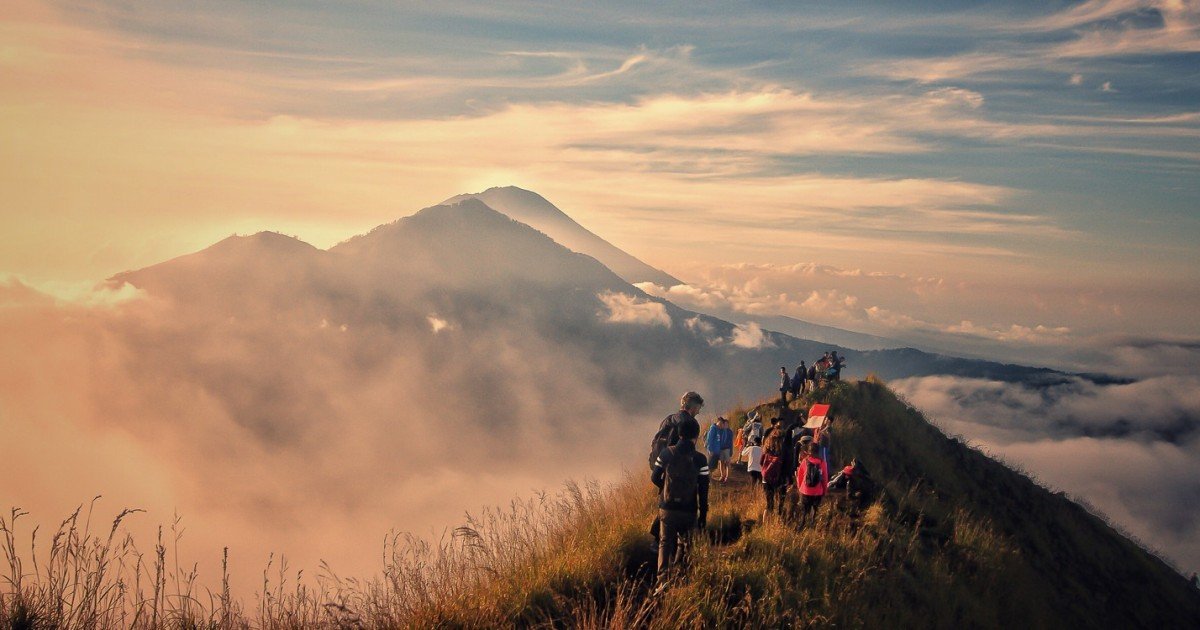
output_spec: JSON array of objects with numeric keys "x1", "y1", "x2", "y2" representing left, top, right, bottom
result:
[
  {"x1": 3, "y1": 0, "x2": 1200, "y2": 590},
  {"x1": 2, "y1": 0, "x2": 1199, "y2": 363}
]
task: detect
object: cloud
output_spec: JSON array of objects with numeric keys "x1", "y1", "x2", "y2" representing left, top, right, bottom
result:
[
  {"x1": 892, "y1": 373, "x2": 1200, "y2": 570},
  {"x1": 728, "y1": 321, "x2": 774, "y2": 349},
  {"x1": 1070, "y1": 73, "x2": 1085, "y2": 85},
  {"x1": 597, "y1": 291, "x2": 672, "y2": 327},
  {"x1": 638, "y1": 263, "x2": 1087, "y2": 357},
  {"x1": 427, "y1": 314, "x2": 453, "y2": 333},
  {"x1": 0, "y1": 275, "x2": 699, "y2": 599}
]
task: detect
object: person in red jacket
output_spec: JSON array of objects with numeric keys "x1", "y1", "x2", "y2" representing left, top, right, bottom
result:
[{"x1": 795, "y1": 440, "x2": 829, "y2": 529}]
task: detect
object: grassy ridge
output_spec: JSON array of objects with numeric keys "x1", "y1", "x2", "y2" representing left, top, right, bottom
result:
[{"x1": 4, "y1": 380, "x2": 1199, "y2": 628}]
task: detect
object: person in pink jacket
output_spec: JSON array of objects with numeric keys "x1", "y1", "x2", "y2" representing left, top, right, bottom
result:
[{"x1": 795, "y1": 439, "x2": 829, "y2": 529}]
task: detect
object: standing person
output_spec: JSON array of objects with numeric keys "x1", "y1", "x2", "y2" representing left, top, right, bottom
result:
[
  {"x1": 650, "y1": 416, "x2": 709, "y2": 581},
  {"x1": 778, "y1": 367, "x2": 791, "y2": 406},
  {"x1": 796, "y1": 440, "x2": 829, "y2": 529},
  {"x1": 732, "y1": 418, "x2": 745, "y2": 464},
  {"x1": 778, "y1": 410, "x2": 803, "y2": 517},
  {"x1": 794, "y1": 362, "x2": 808, "y2": 396},
  {"x1": 807, "y1": 362, "x2": 818, "y2": 391},
  {"x1": 648, "y1": 392, "x2": 705, "y2": 551},
  {"x1": 745, "y1": 411, "x2": 764, "y2": 446},
  {"x1": 742, "y1": 437, "x2": 763, "y2": 483},
  {"x1": 759, "y1": 431, "x2": 785, "y2": 520},
  {"x1": 705, "y1": 417, "x2": 734, "y2": 483},
  {"x1": 829, "y1": 351, "x2": 845, "y2": 382}
]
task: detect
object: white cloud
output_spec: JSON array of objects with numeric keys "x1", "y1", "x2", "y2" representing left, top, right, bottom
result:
[
  {"x1": 1069, "y1": 73, "x2": 1085, "y2": 85},
  {"x1": 596, "y1": 291, "x2": 672, "y2": 327},
  {"x1": 683, "y1": 315, "x2": 716, "y2": 337},
  {"x1": 729, "y1": 321, "x2": 774, "y2": 349},
  {"x1": 427, "y1": 314, "x2": 453, "y2": 334},
  {"x1": 891, "y1": 373, "x2": 1200, "y2": 570}
]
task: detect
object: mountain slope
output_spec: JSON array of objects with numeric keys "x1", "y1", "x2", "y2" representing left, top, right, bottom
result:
[
  {"x1": 442, "y1": 186, "x2": 680, "y2": 287},
  {"x1": 165, "y1": 380, "x2": 1191, "y2": 628},
  {"x1": 419, "y1": 381, "x2": 1200, "y2": 626}
]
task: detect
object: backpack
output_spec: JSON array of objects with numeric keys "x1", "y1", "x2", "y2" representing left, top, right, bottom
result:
[
  {"x1": 662, "y1": 446, "x2": 699, "y2": 509},
  {"x1": 648, "y1": 415, "x2": 678, "y2": 469},
  {"x1": 761, "y1": 453, "x2": 782, "y2": 485},
  {"x1": 803, "y1": 458, "x2": 823, "y2": 488},
  {"x1": 750, "y1": 422, "x2": 763, "y2": 442}
]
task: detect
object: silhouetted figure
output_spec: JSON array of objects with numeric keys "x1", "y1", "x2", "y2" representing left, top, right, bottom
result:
[
  {"x1": 778, "y1": 366, "x2": 791, "y2": 406},
  {"x1": 648, "y1": 392, "x2": 704, "y2": 550},
  {"x1": 651, "y1": 415, "x2": 709, "y2": 580},
  {"x1": 793, "y1": 363, "x2": 807, "y2": 397}
]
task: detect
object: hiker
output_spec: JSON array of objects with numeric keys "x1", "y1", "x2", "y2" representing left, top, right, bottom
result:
[
  {"x1": 741, "y1": 410, "x2": 764, "y2": 457},
  {"x1": 778, "y1": 410, "x2": 803, "y2": 513},
  {"x1": 1189, "y1": 572, "x2": 1198, "y2": 589},
  {"x1": 742, "y1": 437, "x2": 763, "y2": 483},
  {"x1": 648, "y1": 391, "x2": 705, "y2": 550},
  {"x1": 649, "y1": 391, "x2": 704, "y2": 471},
  {"x1": 828, "y1": 458, "x2": 857, "y2": 491},
  {"x1": 828, "y1": 351, "x2": 844, "y2": 382},
  {"x1": 778, "y1": 366, "x2": 791, "y2": 405},
  {"x1": 793, "y1": 362, "x2": 807, "y2": 397},
  {"x1": 796, "y1": 439, "x2": 829, "y2": 528},
  {"x1": 705, "y1": 416, "x2": 734, "y2": 483},
  {"x1": 733, "y1": 418, "x2": 745, "y2": 464},
  {"x1": 650, "y1": 414, "x2": 710, "y2": 580},
  {"x1": 807, "y1": 362, "x2": 817, "y2": 391},
  {"x1": 759, "y1": 431, "x2": 785, "y2": 520}
]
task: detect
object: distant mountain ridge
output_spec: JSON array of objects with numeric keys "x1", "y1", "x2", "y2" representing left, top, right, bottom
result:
[{"x1": 111, "y1": 196, "x2": 1101, "y2": 399}]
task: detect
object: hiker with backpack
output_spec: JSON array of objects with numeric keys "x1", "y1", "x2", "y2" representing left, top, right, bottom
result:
[
  {"x1": 796, "y1": 438, "x2": 829, "y2": 529},
  {"x1": 759, "y1": 431, "x2": 786, "y2": 520},
  {"x1": 650, "y1": 414, "x2": 710, "y2": 580},
  {"x1": 705, "y1": 416, "x2": 734, "y2": 483},
  {"x1": 807, "y1": 362, "x2": 817, "y2": 391},
  {"x1": 648, "y1": 392, "x2": 705, "y2": 550},
  {"x1": 742, "y1": 411, "x2": 764, "y2": 448}
]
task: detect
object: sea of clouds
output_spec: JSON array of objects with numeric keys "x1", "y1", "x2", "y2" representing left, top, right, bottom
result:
[{"x1": 891, "y1": 346, "x2": 1200, "y2": 573}]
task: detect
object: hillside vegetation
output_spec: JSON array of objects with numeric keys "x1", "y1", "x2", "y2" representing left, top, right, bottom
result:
[{"x1": 4, "y1": 380, "x2": 1199, "y2": 628}]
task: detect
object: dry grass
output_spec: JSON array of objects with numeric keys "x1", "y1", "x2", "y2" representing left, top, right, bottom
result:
[{"x1": 5, "y1": 381, "x2": 1199, "y2": 628}]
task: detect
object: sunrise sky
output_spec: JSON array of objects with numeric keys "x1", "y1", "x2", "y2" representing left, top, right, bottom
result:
[{"x1": 3, "y1": 0, "x2": 1199, "y2": 365}]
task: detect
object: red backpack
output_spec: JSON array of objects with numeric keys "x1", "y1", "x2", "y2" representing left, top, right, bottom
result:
[{"x1": 761, "y1": 453, "x2": 782, "y2": 484}]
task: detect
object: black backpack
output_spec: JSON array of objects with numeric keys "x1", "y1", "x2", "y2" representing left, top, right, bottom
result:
[
  {"x1": 662, "y1": 445, "x2": 699, "y2": 509},
  {"x1": 804, "y1": 458, "x2": 823, "y2": 488},
  {"x1": 648, "y1": 415, "x2": 679, "y2": 469}
]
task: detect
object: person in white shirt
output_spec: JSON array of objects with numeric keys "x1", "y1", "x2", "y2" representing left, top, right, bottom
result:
[{"x1": 741, "y1": 437, "x2": 763, "y2": 483}]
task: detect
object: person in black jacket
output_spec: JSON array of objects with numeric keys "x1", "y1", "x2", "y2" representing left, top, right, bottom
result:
[
  {"x1": 651, "y1": 416, "x2": 709, "y2": 580},
  {"x1": 648, "y1": 392, "x2": 705, "y2": 550},
  {"x1": 777, "y1": 409, "x2": 802, "y2": 518}
]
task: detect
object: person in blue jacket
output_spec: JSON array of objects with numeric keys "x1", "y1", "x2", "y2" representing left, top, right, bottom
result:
[{"x1": 705, "y1": 416, "x2": 734, "y2": 482}]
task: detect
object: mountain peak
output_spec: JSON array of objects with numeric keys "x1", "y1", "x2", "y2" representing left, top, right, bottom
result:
[
  {"x1": 209, "y1": 231, "x2": 318, "y2": 254},
  {"x1": 439, "y1": 186, "x2": 680, "y2": 287}
]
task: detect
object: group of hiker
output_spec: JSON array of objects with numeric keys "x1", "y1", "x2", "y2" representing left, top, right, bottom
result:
[
  {"x1": 649, "y1": 376, "x2": 870, "y2": 580},
  {"x1": 778, "y1": 351, "x2": 845, "y2": 406}
]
